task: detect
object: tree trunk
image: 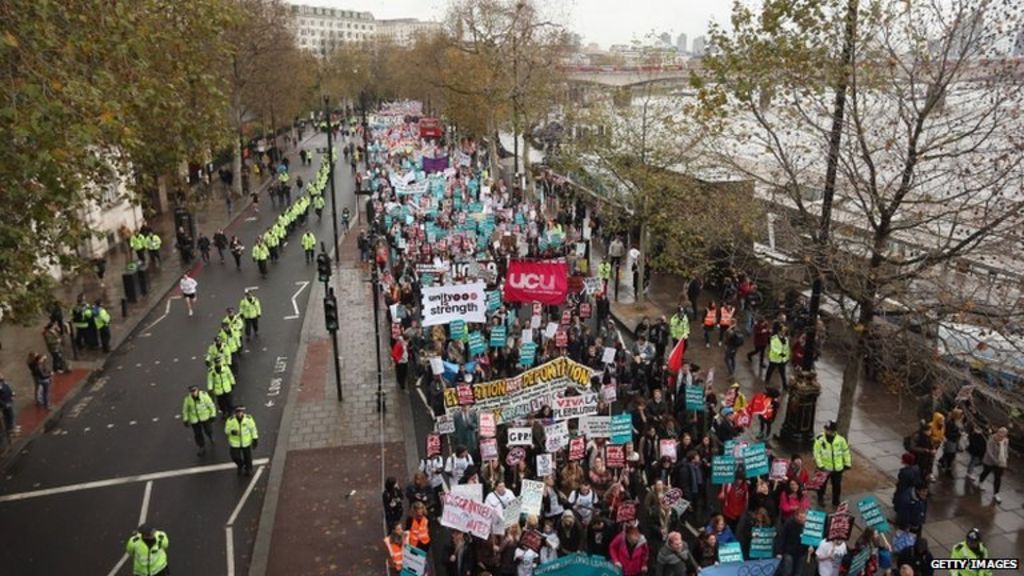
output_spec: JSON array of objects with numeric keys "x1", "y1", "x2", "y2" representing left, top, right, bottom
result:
[
  {"x1": 232, "y1": 132, "x2": 243, "y2": 200},
  {"x1": 636, "y1": 220, "x2": 648, "y2": 307},
  {"x1": 837, "y1": 279, "x2": 877, "y2": 436}
]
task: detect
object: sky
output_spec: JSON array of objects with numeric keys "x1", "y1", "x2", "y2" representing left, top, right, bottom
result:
[{"x1": 290, "y1": 0, "x2": 738, "y2": 49}]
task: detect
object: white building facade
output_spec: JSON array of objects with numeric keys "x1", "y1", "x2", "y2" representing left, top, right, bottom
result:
[
  {"x1": 289, "y1": 3, "x2": 376, "y2": 54},
  {"x1": 376, "y1": 18, "x2": 443, "y2": 47}
]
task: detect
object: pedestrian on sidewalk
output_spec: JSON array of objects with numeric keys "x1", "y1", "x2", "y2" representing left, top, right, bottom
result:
[
  {"x1": 125, "y1": 525, "x2": 170, "y2": 576},
  {"x1": 197, "y1": 233, "x2": 211, "y2": 263},
  {"x1": 746, "y1": 316, "x2": 770, "y2": 370},
  {"x1": 976, "y1": 426, "x2": 1008, "y2": 503},
  {"x1": 130, "y1": 229, "x2": 148, "y2": 263},
  {"x1": 723, "y1": 322, "x2": 744, "y2": 376},
  {"x1": 229, "y1": 236, "x2": 244, "y2": 270},
  {"x1": 702, "y1": 302, "x2": 718, "y2": 348},
  {"x1": 43, "y1": 323, "x2": 69, "y2": 373},
  {"x1": 391, "y1": 334, "x2": 409, "y2": 390},
  {"x1": 146, "y1": 231, "x2": 162, "y2": 267},
  {"x1": 812, "y1": 421, "x2": 851, "y2": 508},
  {"x1": 27, "y1": 352, "x2": 52, "y2": 410},
  {"x1": 764, "y1": 325, "x2": 791, "y2": 390},
  {"x1": 938, "y1": 408, "x2": 963, "y2": 475},
  {"x1": 0, "y1": 375, "x2": 15, "y2": 441},
  {"x1": 240, "y1": 290, "x2": 261, "y2": 340},
  {"x1": 93, "y1": 299, "x2": 112, "y2": 353},
  {"x1": 179, "y1": 273, "x2": 198, "y2": 317},
  {"x1": 718, "y1": 303, "x2": 735, "y2": 346},
  {"x1": 213, "y1": 230, "x2": 228, "y2": 263},
  {"x1": 965, "y1": 423, "x2": 987, "y2": 480},
  {"x1": 225, "y1": 405, "x2": 258, "y2": 476},
  {"x1": 181, "y1": 385, "x2": 216, "y2": 456},
  {"x1": 383, "y1": 476, "x2": 405, "y2": 529}
]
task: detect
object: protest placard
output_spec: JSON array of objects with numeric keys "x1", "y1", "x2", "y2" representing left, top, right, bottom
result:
[
  {"x1": 487, "y1": 290, "x2": 501, "y2": 312},
  {"x1": 606, "y1": 445, "x2": 625, "y2": 468},
  {"x1": 602, "y1": 347, "x2": 617, "y2": 365},
  {"x1": 533, "y1": 302, "x2": 543, "y2": 316},
  {"x1": 545, "y1": 421, "x2": 569, "y2": 453},
  {"x1": 469, "y1": 331, "x2": 486, "y2": 356},
  {"x1": 403, "y1": 545, "x2": 428, "y2": 575},
  {"x1": 544, "y1": 322, "x2": 559, "y2": 339},
  {"x1": 490, "y1": 325, "x2": 507, "y2": 348},
  {"x1": 742, "y1": 442, "x2": 770, "y2": 477},
  {"x1": 848, "y1": 546, "x2": 872, "y2": 576},
  {"x1": 801, "y1": 509, "x2": 827, "y2": 546},
  {"x1": 583, "y1": 277, "x2": 603, "y2": 295},
  {"x1": 508, "y1": 427, "x2": 533, "y2": 446},
  {"x1": 435, "y1": 415, "x2": 455, "y2": 435},
  {"x1": 616, "y1": 501, "x2": 637, "y2": 523},
  {"x1": 579, "y1": 303, "x2": 591, "y2": 318},
  {"x1": 530, "y1": 315, "x2": 541, "y2": 329},
  {"x1": 828, "y1": 511, "x2": 853, "y2": 542},
  {"x1": 580, "y1": 416, "x2": 610, "y2": 438},
  {"x1": 602, "y1": 383, "x2": 617, "y2": 403},
  {"x1": 519, "y1": 341, "x2": 537, "y2": 366},
  {"x1": 750, "y1": 527, "x2": 776, "y2": 559},
  {"x1": 520, "y1": 479, "x2": 545, "y2": 516},
  {"x1": 426, "y1": 433, "x2": 441, "y2": 457},
  {"x1": 480, "y1": 438, "x2": 498, "y2": 461},
  {"x1": 660, "y1": 439, "x2": 677, "y2": 462},
  {"x1": 553, "y1": 393, "x2": 599, "y2": 421},
  {"x1": 421, "y1": 283, "x2": 487, "y2": 326},
  {"x1": 712, "y1": 455, "x2": 737, "y2": 485},
  {"x1": 430, "y1": 356, "x2": 444, "y2": 376},
  {"x1": 457, "y1": 385, "x2": 475, "y2": 406},
  {"x1": 522, "y1": 329, "x2": 533, "y2": 344},
  {"x1": 535, "y1": 554, "x2": 621, "y2": 576},
  {"x1": 555, "y1": 330, "x2": 568, "y2": 348},
  {"x1": 520, "y1": 529, "x2": 543, "y2": 553},
  {"x1": 610, "y1": 414, "x2": 633, "y2": 444},
  {"x1": 806, "y1": 470, "x2": 829, "y2": 491},
  {"x1": 506, "y1": 447, "x2": 527, "y2": 467},
  {"x1": 569, "y1": 436, "x2": 586, "y2": 461},
  {"x1": 661, "y1": 488, "x2": 690, "y2": 517},
  {"x1": 451, "y1": 483, "x2": 483, "y2": 503},
  {"x1": 536, "y1": 453, "x2": 553, "y2": 477},
  {"x1": 479, "y1": 412, "x2": 496, "y2": 438},
  {"x1": 857, "y1": 496, "x2": 891, "y2": 533},
  {"x1": 718, "y1": 542, "x2": 744, "y2": 564},
  {"x1": 441, "y1": 494, "x2": 496, "y2": 539},
  {"x1": 770, "y1": 459, "x2": 790, "y2": 481},
  {"x1": 503, "y1": 498, "x2": 522, "y2": 528},
  {"x1": 684, "y1": 385, "x2": 705, "y2": 411},
  {"x1": 450, "y1": 319, "x2": 466, "y2": 340}
]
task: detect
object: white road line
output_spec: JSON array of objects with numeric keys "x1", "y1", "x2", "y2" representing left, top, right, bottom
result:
[
  {"x1": 138, "y1": 297, "x2": 179, "y2": 336},
  {"x1": 107, "y1": 554, "x2": 129, "y2": 576},
  {"x1": 416, "y1": 387, "x2": 435, "y2": 419},
  {"x1": 224, "y1": 465, "x2": 266, "y2": 576},
  {"x1": 227, "y1": 465, "x2": 265, "y2": 526},
  {"x1": 106, "y1": 480, "x2": 154, "y2": 576},
  {"x1": 244, "y1": 286, "x2": 260, "y2": 292},
  {"x1": 225, "y1": 526, "x2": 235, "y2": 576},
  {"x1": 283, "y1": 281, "x2": 310, "y2": 320},
  {"x1": 0, "y1": 459, "x2": 271, "y2": 503}
]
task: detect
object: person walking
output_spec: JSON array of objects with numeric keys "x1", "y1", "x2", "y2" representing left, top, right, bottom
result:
[
  {"x1": 813, "y1": 421, "x2": 852, "y2": 508},
  {"x1": 213, "y1": 230, "x2": 228, "y2": 263},
  {"x1": 239, "y1": 290, "x2": 262, "y2": 341},
  {"x1": 181, "y1": 385, "x2": 216, "y2": 456},
  {"x1": 125, "y1": 524, "x2": 169, "y2": 576},
  {"x1": 764, "y1": 325, "x2": 791, "y2": 389},
  {"x1": 0, "y1": 375, "x2": 15, "y2": 441},
  {"x1": 225, "y1": 405, "x2": 258, "y2": 476},
  {"x1": 252, "y1": 238, "x2": 269, "y2": 277},
  {"x1": 391, "y1": 334, "x2": 409, "y2": 390},
  {"x1": 746, "y1": 316, "x2": 771, "y2": 370},
  {"x1": 301, "y1": 230, "x2": 316, "y2": 264},
  {"x1": 179, "y1": 273, "x2": 198, "y2": 317},
  {"x1": 197, "y1": 233, "x2": 211, "y2": 263},
  {"x1": 93, "y1": 299, "x2": 112, "y2": 353},
  {"x1": 207, "y1": 358, "x2": 235, "y2": 417},
  {"x1": 229, "y1": 236, "x2": 244, "y2": 270},
  {"x1": 976, "y1": 426, "x2": 1009, "y2": 504},
  {"x1": 146, "y1": 231, "x2": 162, "y2": 267},
  {"x1": 669, "y1": 305, "x2": 690, "y2": 349},
  {"x1": 130, "y1": 229, "x2": 148, "y2": 263},
  {"x1": 723, "y1": 322, "x2": 744, "y2": 377},
  {"x1": 718, "y1": 303, "x2": 735, "y2": 346},
  {"x1": 43, "y1": 323, "x2": 69, "y2": 373},
  {"x1": 27, "y1": 352, "x2": 52, "y2": 410},
  {"x1": 702, "y1": 302, "x2": 718, "y2": 348}
]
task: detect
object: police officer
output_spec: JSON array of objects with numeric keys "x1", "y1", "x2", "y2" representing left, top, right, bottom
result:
[
  {"x1": 225, "y1": 405, "x2": 258, "y2": 476},
  {"x1": 146, "y1": 231, "x2": 162, "y2": 267},
  {"x1": 301, "y1": 230, "x2": 316, "y2": 263},
  {"x1": 182, "y1": 385, "x2": 216, "y2": 456},
  {"x1": 313, "y1": 194, "x2": 325, "y2": 220},
  {"x1": 93, "y1": 299, "x2": 112, "y2": 353},
  {"x1": 950, "y1": 529, "x2": 991, "y2": 576},
  {"x1": 239, "y1": 290, "x2": 262, "y2": 340},
  {"x1": 265, "y1": 228, "x2": 280, "y2": 263},
  {"x1": 207, "y1": 358, "x2": 235, "y2": 417},
  {"x1": 130, "y1": 229, "x2": 148, "y2": 263},
  {"x1": 72, "y1": 296, "x2": 90, "y2": 350},
  {"x1": 813, "y1": 421, "x2": 852, "y2": 508},
  {"x1": 125, "y1": 524, "x2": 169, "y2": 576},
  {"x1": 252, "y1": 238, "x2": 269, "y2": 277},
  {"x1": 765, "y1": 325, "x2": 791, "y2": 389}
]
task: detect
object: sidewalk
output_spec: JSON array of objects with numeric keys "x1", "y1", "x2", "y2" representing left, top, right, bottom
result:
[
  {"x1": 607, "y1": 261, "x2": 1024, "y2": 559},
  {"x1": 0, "y1": 136, "x2": 312, "y2": 456},
  {"x1": 253, "y1": 226, "x2": 419, "y2": 576}
]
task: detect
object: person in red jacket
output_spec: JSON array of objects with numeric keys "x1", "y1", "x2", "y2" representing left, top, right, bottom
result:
[
  {"x1": 391, "y1": 335, "x2": 409, "y2": 390},
  {"x1": 718, "y1": 467, "x2": 749, "y2": 530},
  {"x1": 747, "y1": 316, "x2": 771, "y2": 370},
  {"x1": 610, "y1": 523, "x2": 650, "y2": 576}
]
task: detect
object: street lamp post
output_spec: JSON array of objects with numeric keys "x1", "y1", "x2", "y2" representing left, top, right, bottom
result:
[{"x1": 324, "y1": 95, "x2": 341, "y2": 265}]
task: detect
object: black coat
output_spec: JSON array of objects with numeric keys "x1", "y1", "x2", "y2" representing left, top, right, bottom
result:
[{"x1": 444, "y1": 541, "x2": 478, "y2": 576}]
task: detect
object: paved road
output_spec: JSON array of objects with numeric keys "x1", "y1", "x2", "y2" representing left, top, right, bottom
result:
[{"x1": 0, "y1": 131, "x2": 361, "y2": 575}]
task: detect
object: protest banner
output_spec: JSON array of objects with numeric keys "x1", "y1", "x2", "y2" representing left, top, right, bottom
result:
[
  {"x1": 545, "y1": 420, "x2": 569, "y2": 453},
  {"x1": 857, "y1": 496, "x2": 891, "y2": 533},
  {"x1": 660, "y1": 439, "x2": 678, "y2": 462},
  {"x1": 770, "y1": 458, "x2": 789, "y2": 481},
  {"x1": 469, "y1": 331, "x2": 486, "y2": 356},
  {"x1": 718, "y1": 542, "x2": 744, "y2": 564},
  {"x1": 610, "y1": 414, "x2": 633, "y2": 445},
  {"x1": 699, "y1": 560, "x2": 782, "y2": 576},
  {"x1": 535, "y1": 553, "x2": 621, "y2": 576},
  {"x1": 712, "y1": 455, "x2": 737, "y2": 485},
  {"x1": 504, "y1": 260, "x2": 569, "y2": 305},
  {"x1": 616, "y1": 500, "x2": 637, "y2": 523},
  {"x1": 480, "y1": 438, "x2": 498, "y2": 461},
  {"x1": 553, "y1": 393, "x2": 599, "y2": 421},
  {"x1": 421, "y1": 282, "x2": 487, "y2": 326},
  {"x1": 569, "y1": 436, "x2": 586, "y2": 461},
  {"x1": 508, "y1": 427, "x2": 533, "y2": 446},
  {"x1": 580, "y1": 415, "x2": 610, "y2": 438},
  {"x1": 451, "y1": 483, "x2": 483, "y2": 503},
  {"x1": 435, "y1": 414, "x2": 455, "y2": 435},
  {"x1": 750, "y1": 527, "x2": 776, "y2": 559},
  {"x1": 402, "y1": 545, "x2": 427, "y2": 575},
  {"x1": 606, "y1": 445, "x2": 625, "y2": 468},
  {"x1": 685, "y1": 385, "x2": 705, "y2": 411},
  {"x1": 442, "y1": 357, "x2": 595, "y2": 424},
  {"x1": 479, "y1": 412, "x2": 496, "y2": 438},
  {"x1": 536, "y1": 453, "x2": 553, "y2": 477},
  {"x1": 742, "y1": 442, "x2": 770, "y2": 477},
  {"x1": 426, "y1": 433, "x2": 441, "y2": 457},
  {"x1": 520, "y1": 479, "x2": 545, "y2": 516},
  {"x1": 801, "y1": 509, "x2": 827, "y2": 546},
  {"x1": 441, "y1": 493, "x2": 495, "y2": 539},
  {"x1": 601, "y1": 383, "x2": 617, "y2": 403},
  {"x1": 490, "y1": 325, "x2": 507, "y2": 348}
]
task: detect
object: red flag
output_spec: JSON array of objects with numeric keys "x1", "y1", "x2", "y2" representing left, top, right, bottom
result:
[{"x1": 667, "y1": 338, "x2": 687, "y2": 373}]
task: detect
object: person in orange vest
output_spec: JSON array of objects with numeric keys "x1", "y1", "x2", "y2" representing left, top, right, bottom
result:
[
  {"x1": 384, "y1": 522, "x2": 405, "y2": 572},
  {"x1": 405, "y1": 501, "x2": 431, "y2": 552},
  {"x1": 718, "y1": 303, "x2": 736, "y2": 347},
  {"x1": 703, "y1": 302, "x2": 719, "y2": 348}
]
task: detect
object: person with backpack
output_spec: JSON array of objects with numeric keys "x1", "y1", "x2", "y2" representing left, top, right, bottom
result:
[{"x1": 722, "y1": 322, "x2": 744, "y2": 376}]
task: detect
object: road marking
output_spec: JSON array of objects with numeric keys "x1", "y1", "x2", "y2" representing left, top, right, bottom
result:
[
  {"x1": 244, "y1": 216, "x2": 258, "y2": 222},
  {"x1": 244, "y1": 286, "x2": 260, "y2": 292},
  {"x1": 0, "y1": 459, "x2": 271, "y2": 503},
  {"x1": 138, "y1": 297, "x2": 179, "y2": 337},
  {"x1": 106, "y1": 480, "x2": 153, "y2": 576},
  {"x1": 283, "y1": 281, "x2": 310, "y2": 319},
  {"x1": 107, "y1": 424, "x2": 115, "y2": 429},
  {"x1": 129, "y1": 421, "x2": 137, "y2": 426},
  {"x1": 225, "y1": 465, "x2": 265, "y2": 576}
]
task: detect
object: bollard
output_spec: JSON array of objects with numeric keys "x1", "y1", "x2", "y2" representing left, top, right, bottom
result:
[{"x1": 121, "y1": 297, "x2": 128, "y2": 319}]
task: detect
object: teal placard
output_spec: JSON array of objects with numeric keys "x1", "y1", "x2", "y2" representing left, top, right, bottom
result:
[
  {"x1": 535, "y1": 553, "x2": 621, "y2": 576},
  {"x1": 712, "y1": 455, "x2": 737, "y2": 485},
  {"x1": 685, "y1": 385, "x2": 705, "y2": 411},
  {"x1": 519, "y1": 341, "x2": 537, "y2": 366},
  {"x1": 743, "y1": 443, "x2": 770, "y2": 477},
  {"x1": 469, "y1": 331, "x2": 486, "y2": 356},
  {"x1": 450, "y1": 320, "x2": 466, "y2": 340},
  {"x1": 610, "y1": 414, "x2": 633, "y2": 445},
  {"x1": 848, "y1": 546, "x2": 872, "y2": 576},
  {"x1": 801, "y1": 509, "x2": 827, "y2": 546},
  {"x1": 487, "y1": 291, "x2": 501, "y2": 312},
  {"x1": 857, "y1": 496, "x2": 891, "y2": 533},
  {"x1": 490, "y1": 326, "x2": 507, "y2": 348},
  {"x1": 750, "y1": 527, "x2": 776, "y2": 559},
  {"x1": 718, "y1": 542, "x2": 744, "y2": 564}
]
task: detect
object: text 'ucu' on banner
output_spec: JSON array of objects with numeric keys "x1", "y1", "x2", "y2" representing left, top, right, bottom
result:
[{"x1": 503, "y1": 260, "x2": 569, "y2": 305}]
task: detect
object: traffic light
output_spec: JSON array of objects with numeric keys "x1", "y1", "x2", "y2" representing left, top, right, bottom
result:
[
  {"x1": 317, "y1": 252, "x2": 331, "y2": 283},
  {"x1": 324, "y1": 294, "x2": 339, "y2": 332}
]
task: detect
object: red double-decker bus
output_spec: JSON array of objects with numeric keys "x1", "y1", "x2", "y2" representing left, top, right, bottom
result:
[{"x1": 419, "y1": 117, "x2": 443, "y2": 140}]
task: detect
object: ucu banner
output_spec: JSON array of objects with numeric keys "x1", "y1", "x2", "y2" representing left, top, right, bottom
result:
[{"x1": 503, "y1": 260, "x2": 568, "y2": 305}]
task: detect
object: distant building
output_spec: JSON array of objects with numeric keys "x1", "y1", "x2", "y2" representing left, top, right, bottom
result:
[
  {"x1": 376, "y1": 18, "x2": 443, "y2": 47},
  {"x1": 288, "y1": 3, "x2": 377, "y2": 55},
  {"x1": 1014, "y1": 28, "x2": 1024, "y2": 57},
  {"x1": 676, "y1": 33, "x2": 688, "y2": 54},
  {"x1": 658, "y1": 32, "x2": 672, "y2": 46},
  {"x1": 692, "y1": 35, "x2": 706, "y2": 57}
]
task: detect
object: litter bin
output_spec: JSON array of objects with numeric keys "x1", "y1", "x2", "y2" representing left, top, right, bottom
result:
[
  {"x1": 780, "y1": 371, "x2": 821, "y2": 445},
  {"x1": 136, "y1": 262, "x2": 149, "y2": 296}
]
